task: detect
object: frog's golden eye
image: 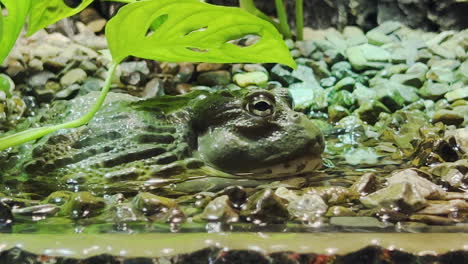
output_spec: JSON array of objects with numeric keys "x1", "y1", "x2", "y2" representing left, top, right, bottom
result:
[{"x1": 245, "y1": 92, "x2": 276, "y2": 117}]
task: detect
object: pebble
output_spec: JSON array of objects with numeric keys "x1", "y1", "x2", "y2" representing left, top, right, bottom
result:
[
  {"x1": 60, "y1": 68, "x2": 87, "y2": 86},
  {"x1": 360, "y1": 182, "x2": 428, "y2": 213},
  {"x1": 233, "y1": 71, "x2": 268, "y2": 87},
  {"x1": 386, "y1": 169, "x2": 446, "y2": 199},
  {"x1": 197, "y1": 70, "x2": 231, "y2": 86}
]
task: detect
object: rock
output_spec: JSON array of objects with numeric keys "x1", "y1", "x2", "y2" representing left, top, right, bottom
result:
[
  {"x1": 352, "y1": 83, "x2": 377, "y2": 106},
  {"x1": 233, "y1": 71, "x2": 268, "y2": 87},
  {"x1": 426, "y1": 66, "x2": 456, "y2": 83},
  {"x1": 200, "y1": 195, "x2": 238, "y2": 222},
  {"x1": 416, "y1": 200, "x2": 468, "y2": 215},
  {"x1": 325, "y1": 206, "x2": 357, "y2": 217},
  {"x1": 120, "y1": 61, "x2": 150, "y2": 76},
  {"x1": 175, "y1": 83, "x2": 192, "y2": 95},
  {"x1": 419, "y1": 81, "x2": 450, "y2": 100},
  {"x1": 328, "y1": 104, "x2": 350, "y2": 123},
  {"x1": 196, "y1": 63, "x2": 224, "y2": 72},
  {"x1": 160, "y1": 62, "x2": 180, "y2": 75},
  {"x1": 345, "y1": 147, "x2": 380, "y2": 165},
  {"x1": 453, "y1": 128, "x2": 468, "y2": 153},
  {"x1": 347, "y1": 44, "x2": 390, "y2": 71},
  {"x1": 60, "y1": 192, "x2": 105, "y2": 219},
  {"x1": 240, "y1": 189, "x2": 289, "y2": 224},
  {"x1": 43, "y1": 191, "x2": 72, "y2": 205},
  {"x1": 366, "y1": 30, "x2": 393, "y2": 46},
  {"x1": 432, "y1": 109, "x2": 464, "y2": 126},
  {"x1": 218, "y1": 186, "x2": 247, "y2": 208},
  {"x1": 287, "y1": 194, "x2": 328, "y2": 222},
  {"x1": 445, "y1": 87, "x2": 468, "y2": 102},
  {"x1": 343, "y1": 26, "x2": 367, "y2": 47},
  {"x1": 356, "y1": 100, "x2": 390, "y2": 125},
  {"x1": 305, "y1": 186, "x2": 359, "y2": 205},
  {"x1": 320, "y1": 76, "x2": 337, "y2": 88},
  {"x1": 141, "y1": 78, "x2": 161, "y2": 98},
  {"x1": 386, "y1": 169, "x2": 446, "y2": 199},
  {"x1": 360, "y1": 182, "x2": 427, "y2": 213},
  {"x1": 409, "y1": 214, "x2": 457, "y2": 225},
  {"x1": 331, "y1": 216, "x2": 388, "y2": 228},
  {"x1": 28, "y1": 72, "x2": 55, "y2": 88},
  {"x1": 350, "y1": 172, "x2": 379, "y2": 195},
  {"x1": 429, "y1": 159, "x2": 468, "y2": 189},
  {"x1": 132, "y1": 192, "x2": 177, "y2": 217},
  {"x1": 197, "y1": 70, "x2": 231, "y2": 86},
  {"x1": 60, "y1": 68, "x2": 87, "y2": 86},
  {"x1": 55, "y1": 84, "x2": 81, "y2": 99},
  {"x1": 333, "y1": 77, "x2": 355, "y2": 91}
]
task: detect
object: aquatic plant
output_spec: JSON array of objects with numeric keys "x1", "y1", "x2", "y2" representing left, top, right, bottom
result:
[
  {"x1": 0, "y1": 0, "x2": 295, "y2": 151},
  {"x1": 240, "y1": 0, "x2": 304, "y2": 40}
]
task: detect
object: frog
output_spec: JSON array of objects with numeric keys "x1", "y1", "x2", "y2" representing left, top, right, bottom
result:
[{"x1": 0, "y1": 88, "x2": 324, "y2": 196}]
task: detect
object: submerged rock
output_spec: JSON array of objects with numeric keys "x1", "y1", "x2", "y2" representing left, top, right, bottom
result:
[{"x1": 360, "y1": 183, "x2": 427, "y2": 213}]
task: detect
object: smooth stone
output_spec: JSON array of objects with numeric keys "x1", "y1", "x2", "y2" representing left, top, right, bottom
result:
[
  {"x1": 386, "y1": 169, "x2": 446, "y2": 199},
  {"x1": 360, "y1": 182, "x2": 428, "y2": 213},
  {"x1": 366, "y1": 30, "x2": 393, "y2": 46},
  {"x1": 243, "y1": 64, "x2": 267, "y2": 73},
  {"x1": 200, "y1": 195, "x2": 238, "y2": 223},
  {"x1": 288, "y1": 86, "x2": 316, "y2": 111},
  {"x1": 196, "y1": 70, "x2": 231, "y2": 86},
  {"x1": 233, "y1": 71, "x2": 268, "y2": 88},
  {"x1": 352, "y1": 83, "x2": 377, "y2": 106},
  {"x1": 361, "y1": 44, "x2": 391, "y2": 62},
  {"x1": 432, "y1": 109, "x2": 464, "y2": 126},
  {"x1": 60, "y1": 68, "x2": 87, "y2": 86},
  {"x1": 343, "y1": 26, "x2": 367, "y2": 47},
  {"x1": 287, "y1": 194, "x2": 328, "y2": 222},
  {"x1": 196, "y1": 63, "x2": 224, "y2": 72},
  {"x1": 119, "y1": 61, "x2": 150, "y2": 75},
  {"x1": 373, "y1": 21, "x2": 402, "y2": 34},
  {"x1": 426, "y1": 66, "x2": 456, "y2": 83},
  {"x1": 320, "y1": 76, "x2": 337, "y2": 88},
  {"x1": 28, "y1": 72, "x2": 56, "y2": 87},
  {"x1": 55, "y1": 84, "x2": 80, "y2": 99},
  {"x1": 419, "y1": 81, "x2": 450, "y2": 99},
  {"x1": 12, "y1": 204, "x2": 59, "y2": 217},
  {"x1": 325, "y1": 206, "x2": 356, "y2": 217},
  {"x1": 346, "y1": 45, "x2": 367, "y2": 70},
  {"x1": 330, "y1": 216, "x2": 386, "y2": 228},
  {"x1": 445, "y1": 87, "x2": 468, "y2": 102},
  {"x1": 132, "y1": 192, "x2": 176, "y2": 216}
]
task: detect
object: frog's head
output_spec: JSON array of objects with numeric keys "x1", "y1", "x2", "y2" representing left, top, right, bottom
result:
[{"x1": 192, "y1": 89, "x2": 324, "y2": 178}]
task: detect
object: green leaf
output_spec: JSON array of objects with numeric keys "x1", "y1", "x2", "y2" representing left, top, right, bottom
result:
[
  {"x1": 0, "y1": 0, "x2": 31, "y2": 64},
  {"x1": 106, "y1": 0, "x2": 296, "y2": 67},
  {"x1": 27, "y1": 0, "x2": 94, "y2": 36}
]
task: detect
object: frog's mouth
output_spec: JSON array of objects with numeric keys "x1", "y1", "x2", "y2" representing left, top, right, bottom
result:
[{"x1": 231, "y1": 154, "x2": 323, "y2": 179}]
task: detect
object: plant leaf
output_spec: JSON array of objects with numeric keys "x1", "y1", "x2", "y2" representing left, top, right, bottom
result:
[
  {"x1": 0, "y1": 0, "x2": 31, "y2": 64},
  {"x1": 27, "y1": 0, "x2": 94, "y2": 36},
  {"x1": 106, "y1": 0, "x2": 296, "y2": 67}
]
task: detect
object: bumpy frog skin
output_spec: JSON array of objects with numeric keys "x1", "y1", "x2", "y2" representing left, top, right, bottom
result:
[{"x1": 1, "y1": 89, "x2": 324, "y2": 194}]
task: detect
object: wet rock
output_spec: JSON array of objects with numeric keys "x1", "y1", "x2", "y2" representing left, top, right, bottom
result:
[
  {"x1": 330, "y1": 216, "x2": 387, "y2": 228},
  {"x1": 218, "y1": 186, "x2": 247, "y2": 208},
  {"x1": 132, "y1": 192, "x2": 177, "y2": 217},
  {"x1": 445, "y1": 87, "x2": 468, "y2": 102},
  {"x1": 344, "y1": 147, "x2": 380, "y2": 165},
  {"x1": 287, "y1": 194, "x2": 328, "y2": 222},
  {"x1": 305, "y1": 186, "x2": 359, "y2": 205},
  {"x1": 196, "y1": 63, "x2": 224, "y2": 72},
  {"x1": 240, "y1": 189, "x2": 289, "y2": 224},
  {"x1": 453, "y1": 128, "x2": 468, "y2": 153},
  {"x1": 416, "y1": 200, "x2": 468, "y2": 215},
  {"x1": 233, "y1": 71, "x2": 268, "y2": 88},
  {"x1": 327, "y1": 104, "x2": 350, "y2": 123},
  {"x1": 433, "y1": 109, "x2": 464, "y2": 126},
  {"x1": 325, "y1": 206, "x2": 356, "y2": 217},
  {"x1": 356, "y1": 100, "x2": 390, "y2": 125},
  {"x1": 28, "y1": 72, "x2": 56, "y2": 88},
  {"x1": 419, "y1": 81, "x2": 450, "y2": 100},
  {"x1": 60, "y1": 192, "x2": 106, "y2": 219},
  {"x1": 409, "y1": 214, "x2": 457, "y2": 225},
  {"x1": 197, "y1": 70, "x2": 231, "y2": 86},
  {"x1": 56, "y1": 84, "x2": 81, "y2": 99},
  {"x1": 429, "y1": 159, "x2": 467, "y2": 189},
  {"x1": 426, "y1": 66, "x2": 456, "y2": 83},
  {"x1": 200, "y1": 195, "x2": 238, "y2": 222},
  {"x1": 333, "y1": 77, "x2": 355, "y2": 91},
  {"x1": 360, "y1": 182, "x2": 427, "y2": 213},
  {"x1": 346, "y1": 44, "x2": 390, "y2": 70},
  {"x1": 60, "y1": 68, "x2": 87, "y2": 86},
  {"x1": 350, "y1": 172, "x2": 379, "y2": 195},
  {"x1": 175, "y1": 62, "x2": 195, "y2": 83},
  {"x1": 386, "y1": 169, "x2": 446, "y2": 199}
]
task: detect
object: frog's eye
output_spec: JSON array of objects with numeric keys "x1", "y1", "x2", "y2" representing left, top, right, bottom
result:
[{"x1": 245, "y1": 92, "x2": 276, "y2": 117}]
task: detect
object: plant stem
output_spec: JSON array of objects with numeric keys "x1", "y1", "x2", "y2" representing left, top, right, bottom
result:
[
  {"x1": 274, "y1": 0, "x2": 291, "y2": 39},
  {"x1": 0, "y1": 62, "x2": 118, "y2": 151},
  {"x1": 295, "y1": 0, "x2": 304, "y2": 40},
  {"x1": 239, "y1": 0, "x2": 281, "y2": 32}
]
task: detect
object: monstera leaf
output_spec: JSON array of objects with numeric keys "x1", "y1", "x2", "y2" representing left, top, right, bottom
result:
[
  {"x1": 0, "y1": 0, "x2": 31, "y2": 64},
  {"x1": 106, "y1": 0, "x2": 296, "y2": 67},
  {"x1": 27, "y1": 0, "x2": 94, "y2": 36}
]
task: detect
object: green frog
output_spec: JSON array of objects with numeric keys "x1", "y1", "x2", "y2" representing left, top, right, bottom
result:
[{"x1": 1, "y1": 88, "x2": 324, "y2": 195}]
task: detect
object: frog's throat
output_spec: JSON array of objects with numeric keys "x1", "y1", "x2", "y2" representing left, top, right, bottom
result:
[{"x1": 232, "y1": 154, "x2": 322, "y2": 179}]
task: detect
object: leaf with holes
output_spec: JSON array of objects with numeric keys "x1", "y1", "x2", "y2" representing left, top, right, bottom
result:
[
  {"x1": 0, "y1": 0, "x2": 31, "y2": 64},
  {"x1": 27, "y1": 0, "x2": 94, "y2": 36},
  {"x1": 106, "y1": 0, "x2": 296, "y2": 67}
]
